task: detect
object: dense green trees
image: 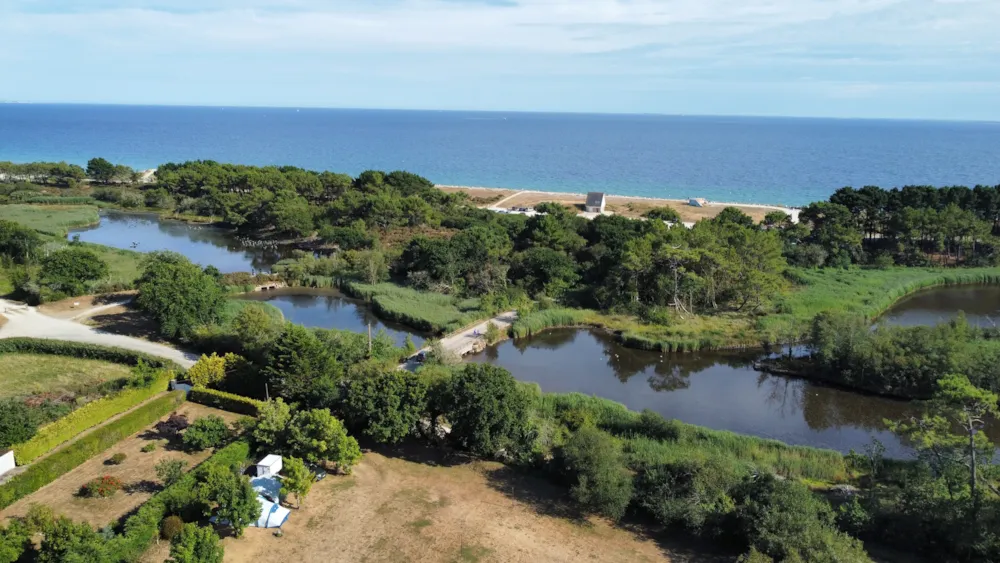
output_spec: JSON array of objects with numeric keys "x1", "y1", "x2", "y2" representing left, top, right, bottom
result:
[
  {"x1": 0, "y1": 220, "x2": 41, "y2": 263},
  {"x1": 287, "y1": 408, "x2": 361, "y2": 472},
  {"x1": 807, "y1": 312, "x2": 1000, "y2": 398},
  {"x1": 136, "y1": 252, "x2": 226, "y2": 340},
  {"x1": 195, "y1": 464, "x2": 259, "y2": 537},
  {"x1": 343, "y1": 370, "x2": 428, "y2": 443},
  {"x1": 38, "y1": 246, "x2": 109, "y2": 297},
  {"x1": 168, "y1": 523, "x2": 224, "y2": 563},
  {"x1": 444, "y1": 364, "x2": 532, "y2": 458},
  {"x1": 263, "y1": 324, "x2": 340, "y2": 407},
  {"x1": 86, "y1": 157, "x2": 116, "y2": 184}
]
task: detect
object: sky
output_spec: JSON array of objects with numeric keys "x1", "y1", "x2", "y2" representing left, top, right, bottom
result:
[{"x1": 1, "y1": 0, "x2": 999, "y2": 120}]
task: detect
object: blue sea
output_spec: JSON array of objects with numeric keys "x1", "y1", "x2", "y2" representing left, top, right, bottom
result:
[{"x1": 2, "y1": 104, "x2": 1000, "y2": 206}]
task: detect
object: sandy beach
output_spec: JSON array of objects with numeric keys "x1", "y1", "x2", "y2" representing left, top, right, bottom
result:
[{"x1": 437, "y1": 185, "x2": 799, "y2": 223}]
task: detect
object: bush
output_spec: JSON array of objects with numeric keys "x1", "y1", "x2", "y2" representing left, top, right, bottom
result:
[
  {"x1": 182, "y1": 416, "x2": 231, "y2": 451},
  {"x1": 169, "y1": 523, "x2": 224, "y2": 563},
  {"x1": 188, "y1": 388, "x2": 263, "y2": 416},
  {"x1": 0, "y1": 392, "x2": 184, "y2": 510},
  {"x1": 160, "y1": 515, "x2": 184, "y2": 541},
  {"x1": 445, "y1": 364, "x2": 533, "y2": 459},
  {"x1": 13, "y1": 369, "x2": 172, "y2": 464},
  {"x1": 187, "y1": 353, "x2": 229, "y2": 388},
  {"x1": 0, "y1": 399, "x2": 38, "y2": 449},
  {"x1": 155, "y1": 459, "x2": 188, "y2": 486},
  {"x1": 141, "y1": 443, "x2": 158, "y2": 453},
  {"x1": 559, "y1": 426, "x2": 634, "y2": 521},
  {"x1": 81, "y1": 475, "x2": 124, "y2": 498},
  {"x1": 108, "y1": 453, "x2": 127, "y2": 465}
]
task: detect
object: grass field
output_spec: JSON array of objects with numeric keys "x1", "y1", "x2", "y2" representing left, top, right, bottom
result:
[
  {"x1": 0, "y1": 353, "x2": 133, "y2": 399},
  {"x1": 513, "y1": 266, "x2": 1000, "y2": 351},
  {"x1": 0, "y1": 204, "x2": 100, "y2": 236}
]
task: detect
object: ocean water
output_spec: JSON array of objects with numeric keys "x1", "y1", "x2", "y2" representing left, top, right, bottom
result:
[{"x1": 2, "y1": 104, "x2": 1000, "y2": 206}]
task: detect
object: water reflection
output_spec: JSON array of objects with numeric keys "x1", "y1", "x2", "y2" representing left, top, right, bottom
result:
[
  {"x1": 239, "y1": 288, "x2": 426, "y2": 348},
  {"x1": 882, "y1": 285, "x2": 1000, "y2": 328},
  {"x1": 468, "y1": 328, "x2": 922, "y2": 456},
  {"x1": 69, "y1": 211, "x2": 290, "y2": 272}
]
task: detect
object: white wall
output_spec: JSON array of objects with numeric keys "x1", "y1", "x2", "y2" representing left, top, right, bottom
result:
[{"x1": 0, "y1": 450, "x2": 15, "y2": 478}]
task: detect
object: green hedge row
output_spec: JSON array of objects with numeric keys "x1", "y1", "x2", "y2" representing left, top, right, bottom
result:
[
  {"x1": 13, "y1": 371, "x2": 174, "y2": 464},
  {"x1": 0, "y1": 392, "x2": 185, "y2": 510},
  {"x1": 189, "y1": 387, "x2": 264, "y2": 416},
  {"x1": 0, "y1": 338, "x2": 184, "y2": 372},
  {"x1": 103, "y1": 441, "x2": 251, "y2": 562}
]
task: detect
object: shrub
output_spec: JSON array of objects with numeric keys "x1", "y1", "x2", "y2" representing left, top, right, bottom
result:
[
  {"x1": 182, "y1": 416, "x2": 231, "y2": 451},
  {"x1": 188, "y1": 388, "x2": 263, "y2": 416},
  {"x1": 160, "y1": 515, "x2": 184, "y2": 541},
  {"x1": 0, "y1": 392, "x2": 184, "y2": 510},
  {"x1": 81, "y1": 475, "x2": 124, "y2": 498},
  {"x1": 187, "y1": 353, "x2": 229, "y2": 388},
  {"x1": 108, "y1": 453, "x2": 127, "y2": 465},
  {"x1": 169, "y1": 523, "x2": 224, "y2": 563},
  {"x1": 141, "y1": 443, "x2": 158, "y2": 453},
  {"x1": 155, "y1": 459, "x2": 188, "y2": 486},
  {"x1": 558, "y1": 426, "x2": 634, "y2": 521},
  {"x1": 0, "y1": 399, "x2": 38, "y2": 449},
  {"x1": 12, "y1": 369, "x2": 172, "y2": 464}
]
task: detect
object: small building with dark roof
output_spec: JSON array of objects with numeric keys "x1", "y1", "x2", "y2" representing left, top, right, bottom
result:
[{"x1": 585, "y1": 192, "x2": 606, "y2": 213}]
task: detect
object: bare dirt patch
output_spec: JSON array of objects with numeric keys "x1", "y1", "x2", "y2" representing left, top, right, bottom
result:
[
  {"x1": 38, "y1": 291, "x2": 137, "y2": 319},
  {"x1": 438, "y1": 186, "x2": 520, "y2": 206},
  {"x1": 0, "y1": 402, "x2": 243, "y2": 528},
  {"x1": 212, "y1": 444, "x2": 723, "y2": 563}
]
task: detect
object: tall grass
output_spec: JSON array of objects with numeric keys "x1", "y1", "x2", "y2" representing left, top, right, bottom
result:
[
  {"x1": 0, "y1": 204, "x2": 100, "y2": 235},
  {"x1": 509, "y1": 308, "x2": 591, "y2": 338},
  {"x1": 219, "y1": 298, "x2": 285, "y2": 325},
  {"x1": 343, "y1": 281, "x2": 484, "y2": 334},
  {"x1": 535, "y1": 391, "x2": 846, "y2": 482}
]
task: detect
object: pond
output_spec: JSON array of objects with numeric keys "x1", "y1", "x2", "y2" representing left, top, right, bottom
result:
[
  {"x1": 881, "y1": 285, "x2": 1000, "y2": 328},
  {"x1": 466, "y1": 329, "x2": 930, "y2": 456},
  {"x1": 239, "y1": 288, "x2": 426, "y2": 349},
  {"x1": 68, "y1": 211, "x2": 290, "y2": 273}
]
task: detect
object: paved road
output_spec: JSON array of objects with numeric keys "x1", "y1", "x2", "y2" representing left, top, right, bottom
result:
[
  {"x1": 401, "y1": 311, "x2": 517, "y2": 370},
  {"x1": 0, "y1": 299, "x2": 198, "y2": 368}
]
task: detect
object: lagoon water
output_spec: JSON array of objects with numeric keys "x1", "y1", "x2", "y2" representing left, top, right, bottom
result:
[
  {"x1": 68, "y1": 211, "x2": 287, "y2": 273},
  {"x1": 69, "y1": 212, "x2": 1000, "y2": 456},
  {"x1": 5, "y1": 104, "x2": 1000, "y2": 206}
]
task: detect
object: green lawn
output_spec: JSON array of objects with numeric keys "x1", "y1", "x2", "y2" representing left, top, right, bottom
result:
[
  {"x1": 0, "y1": 204, "x2": 100, "y2": 236},
  {"x1": 0, "y1": 354, "x2": 133, "y2": 399}
]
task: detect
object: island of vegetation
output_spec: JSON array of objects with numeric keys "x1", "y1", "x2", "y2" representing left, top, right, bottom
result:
[{"x1": 0, "y1": 158, "x2": 1000, "y2": 561}]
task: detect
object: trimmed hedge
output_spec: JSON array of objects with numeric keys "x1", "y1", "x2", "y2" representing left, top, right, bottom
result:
[
  {"x1": 0, "y1": 338, "x2": 184, "y2": 372},
  {"x1": 13, "y1": 371, "x2": 174, "y2": 464},
  {"x1": 104, "y1": 441, "x2": 251, "y2": 562},
  {"x1": 0, "y1": 392, "x2": 185, "y2": 510},
  {"x1": 189, "y1": 387, "x2": 264, "y2": 416}
]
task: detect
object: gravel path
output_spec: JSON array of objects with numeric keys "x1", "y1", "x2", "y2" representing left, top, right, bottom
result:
[{"x1": 0, "y1": 299, "x2": 198, "y2": 368}]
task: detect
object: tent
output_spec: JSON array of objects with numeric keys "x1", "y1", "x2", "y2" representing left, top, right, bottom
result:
[{"x1": 245, "y1": 476, "x2": 290, "y2": 528}]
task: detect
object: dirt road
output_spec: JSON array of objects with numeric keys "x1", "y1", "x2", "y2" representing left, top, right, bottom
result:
[
  {"x1": 0, "y1": 299, "x2": 198, "y2": 368},
  {"x1": 402, "y1": 311, "x2": 517, "y2": 370}
]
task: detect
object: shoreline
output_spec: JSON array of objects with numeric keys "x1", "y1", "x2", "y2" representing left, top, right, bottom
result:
[
  {"x1": 437, "y1": 184, "x2": 800, "y2": 223},
  {"x1": 437, "y1": 184, "x2": 798, "y2": 211}
]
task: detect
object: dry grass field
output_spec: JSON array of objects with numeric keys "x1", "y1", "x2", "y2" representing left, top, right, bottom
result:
[
  {"x1": 141, "y1": 444, "x2": 723, "y2": 563},
  {"x1": 0, "y1": 402, "x2": 243, "y2": 528}
]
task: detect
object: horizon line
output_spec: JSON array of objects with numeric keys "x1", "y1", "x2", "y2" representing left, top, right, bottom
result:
[{"x1": 3, "y1": 100, "x2": 999, "y2": 126}]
